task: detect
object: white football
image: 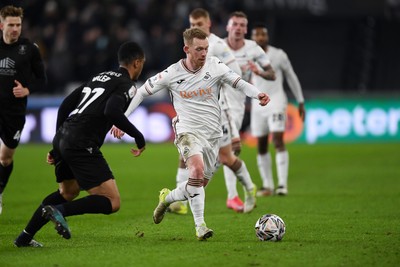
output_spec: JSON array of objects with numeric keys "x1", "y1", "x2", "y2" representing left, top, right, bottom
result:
[{"x1": 255, "y1": 214, "x2": 286, "y2": 241}]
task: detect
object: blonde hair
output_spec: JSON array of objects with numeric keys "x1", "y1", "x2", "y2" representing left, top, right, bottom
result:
[{"x1": 183, "y1": 28, "x2": 208, "y2": 46}]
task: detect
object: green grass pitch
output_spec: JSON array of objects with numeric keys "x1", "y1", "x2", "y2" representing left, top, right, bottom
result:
[{"x1": 0, "y1": 142, "x2": 399, "y2": 267}]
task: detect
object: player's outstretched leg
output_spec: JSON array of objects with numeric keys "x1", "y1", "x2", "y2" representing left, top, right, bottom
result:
[
  {"x1": 153, "y1": 188, "x2": 171, "y2": 224},
  {"x1": 42, "y1": 205, "x2": 71, "y2": 239},
  {"x1": 195, "y1": 223, "x2": 214, "y2": 241}
]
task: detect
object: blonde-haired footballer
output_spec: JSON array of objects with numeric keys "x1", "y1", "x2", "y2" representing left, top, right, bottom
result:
[
  {"x1": 111, "y1": 28, "x2": 270, "y2": 240},
  {"x1": 168, "y1": 8, "x2": 259, "y2": 214}
]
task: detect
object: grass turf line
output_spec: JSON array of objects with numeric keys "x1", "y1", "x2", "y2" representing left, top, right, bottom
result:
[{"x1": 0, "y1": 143, "x2": 399, "y2": 267}]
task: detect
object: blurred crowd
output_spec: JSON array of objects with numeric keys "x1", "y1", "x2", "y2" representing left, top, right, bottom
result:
[
  {"x1": 3, "y1": 0, "x2": 399, "y2": 94},
  {"x1": 17, "y1": 0, "x2": 246, "y2": 94}
]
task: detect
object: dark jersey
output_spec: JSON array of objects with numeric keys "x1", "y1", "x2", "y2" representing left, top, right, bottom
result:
[
  {"x1": 0, "y1": 37, "x2": 46, "y2": 109},
  {"x1": 55, "y1": 67, "x2": 145, "y2": 149}
]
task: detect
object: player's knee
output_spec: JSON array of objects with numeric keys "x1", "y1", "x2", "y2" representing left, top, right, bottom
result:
[
  {"x1": 60, "y1": 190, "x2": 79, "y2": 201},
  {"x1": 218, "y1": 153, "x2": 229, "y2": 165},
  {"x1": 192, "y1": 169, "x2": 204, "y2": 179},
  {"x1": 0, "y1": 157, "x2": 13, "y2": 167},
  {"x1": 273, "y1": 139, "x2": 285, "y2": 151},
  {"x1": 110, "y1": 197, "x2": 121, "y2": 213}
]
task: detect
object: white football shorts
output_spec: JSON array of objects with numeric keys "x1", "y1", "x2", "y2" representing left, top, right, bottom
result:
[
  {"x1": 251, "y1": 108, "x2": 286, "y2": 137},
  {"x1": 174, "y1": 132, "x2": 220, "y2": 180}
]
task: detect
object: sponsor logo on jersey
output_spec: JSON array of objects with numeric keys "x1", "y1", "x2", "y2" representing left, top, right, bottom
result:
[
  {"x1": 0, "y1": 57, "x2": 17, "y2": 76},
  {"x1": 177, "y1": 79, "x2": 185, "y2": 84},
  {"x1": 179, "y1": 87, "x2": 212, "y2": 99}
]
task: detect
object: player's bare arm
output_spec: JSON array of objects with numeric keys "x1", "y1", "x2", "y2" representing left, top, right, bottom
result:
[
  {"x1": 298, "y1": 103, "x2": 306, "y2": 121},
  {"x1": 247, "y1": 61, "x2": 276, "y2": 81}
]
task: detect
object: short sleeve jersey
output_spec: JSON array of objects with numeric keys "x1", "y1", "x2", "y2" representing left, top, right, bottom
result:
[
  {"x1": 224, "y1": 39, "x2": 271, "y2": 109},
  {"x1": 60, "y1": 69, "x2": 136, "y2": 148},
  {"x1": 251, "y1": 45, "x2": 304, "y2": 111}
]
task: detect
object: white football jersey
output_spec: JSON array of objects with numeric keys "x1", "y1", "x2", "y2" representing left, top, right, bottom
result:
[
  {"x1": 251, "y1": 45, "x2": 304, "y2": 112},
  {"x1": 227, "y1": 39, "x2": 271, "y2": 82},
  {"x1": 207, "y1": 33, "x2": 241, "y2": 111},
  {"x1": 127, "y1": 56, "x2": 261, "y2": 140},
  {"x1": 224, "y1": 39, "x2": 271, "y2": 117},
  {"x1": 208, "y1": 33, "x2": 239, "y2": 73}
]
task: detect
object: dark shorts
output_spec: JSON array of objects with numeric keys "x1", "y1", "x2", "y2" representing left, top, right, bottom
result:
[
  {"x1": 52, "y1": 135, "x2": 114, "y2": 190},
  {"x1": 0, "y1": 111, "x2": 25, "y2": 149}
]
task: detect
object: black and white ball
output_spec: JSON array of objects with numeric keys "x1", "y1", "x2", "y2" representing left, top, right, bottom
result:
[{"x1": 255, "y1": 214, "x2": 286, "y2": 241}]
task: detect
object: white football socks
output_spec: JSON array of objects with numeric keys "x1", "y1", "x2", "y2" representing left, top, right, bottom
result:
[
  {"x1": 175, "y1": 167, "x2": 189, "y2": 206},
  {"x1": 223, "y1": 166, "x2": 239, "y2": 199},
  {"x1": 186, "y1": 184, "x2": 205, "y2": 227},
  {"x1": 234, "y1": 161, "x2": 254, "y2": 191},
  {"x1": 276, "y1": 151, "x2": 289, "y2": 188},
  {"x1": 257, "y1": 153, "x2": 274, "y2": 190},
  {"x1": 176, "y1": 167, "x2": 189, "y2": 184}
]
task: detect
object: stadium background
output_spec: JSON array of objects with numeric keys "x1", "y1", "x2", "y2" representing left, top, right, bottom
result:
[{"x1": 2, "y1": 0, "x2": 399, "y2": 144}]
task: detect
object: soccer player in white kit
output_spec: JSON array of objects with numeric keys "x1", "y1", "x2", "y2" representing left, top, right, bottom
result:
[
  {"x1": 224, "y1": 11, "x2": 276, "y2": 204},
  {"x1": 113, "y1": 28, "x2": 270, "y2": 240},
  {"x1": 168, "y1": 8, "x2": 258, "y2": 214},
  {"x1": 250, "y1": 24, "x2": 305, "y2": 196}
]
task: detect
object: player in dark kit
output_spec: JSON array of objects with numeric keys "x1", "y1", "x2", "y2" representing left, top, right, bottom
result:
[
  {"x1": 14, "y1": 41, "x2": 146, "y2": 247},
  {"x1": 0, "y1": 5, "x2": 47, "y2": 214}
]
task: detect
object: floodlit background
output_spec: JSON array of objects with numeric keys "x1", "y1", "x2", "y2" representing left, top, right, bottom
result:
[{"x1": 2, "y1": 0, "x2": 400, "y2": 143}]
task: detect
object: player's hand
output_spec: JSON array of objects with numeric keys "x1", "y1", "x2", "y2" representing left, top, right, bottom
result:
[
  {"x1": 247, "y1": 61, "x2": 260, "y2": 75},
  {"x1": 298, "y1": 103, "x2": 306, "y2": 121},
  {"x1": 131, "y1": 146, "x2": 145, "y2": 157},
  {"x1": 13, "y1": 80, "x2": 30, "y2": 98},
  {"x1": 46, "y1": 152, "x2": 55, "y2": 165},
  {"x1": 231, "y1": 137, "x2": 242, "y2": 156},
  {"x1": 110, "y1": 126, "x2": 125, "y2": 139},
  {"x1": 257, "y1": 93, "x2": 270, "y2": 106}
]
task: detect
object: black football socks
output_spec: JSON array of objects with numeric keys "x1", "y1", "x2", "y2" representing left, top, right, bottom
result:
[
  {"x1": 56, "y1": 195, "x2": 113, "y2": 217},
  {"x1": 0, "y1": 162, "x2": 13, "y2": 193}
]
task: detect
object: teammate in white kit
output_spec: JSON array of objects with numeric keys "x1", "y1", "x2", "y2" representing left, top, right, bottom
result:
[
  {"x1": 112, "y1": 28, "x2": 270, "y2": 240},
  {"x1": 250, "y1": 24, "x2": 305, "y2": 196},
  {"x1": 168, "y1": 8, "x2": 258, "y2": 214},
  {"x1": 224, "y1": 11, "x2": 276, "y2": 205}
]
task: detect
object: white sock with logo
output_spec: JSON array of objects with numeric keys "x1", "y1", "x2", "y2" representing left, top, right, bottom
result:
[
  {"x1": 257, "y1": 153, "x2": 274, "y2": 190},
  {"x1": 186, "y1": 184, "x2": 205, "y2": 227},
  {"x1": 234, "y1": 161, "x2": 254, "y2": 191},
  {"x1": 175, "y1": 167, "x2": 189, "y2": 206},
  {"x1": 276, "y1": 151, "x2": 289, "y2": 188},
  {"x1": 223, "y1": 166, "x2": 239, "y2": 199},
  {"x1": 166, "y1": 181, "x2": 188, "y2": 203}
]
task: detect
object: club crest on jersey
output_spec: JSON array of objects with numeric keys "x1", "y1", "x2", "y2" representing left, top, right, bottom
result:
[
  {"x1": 18, "y1": 45, "x2": 27, "y2": 55},
  {"x1": 203, "y1": 72, "x2": 211, "y2": 81}
]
